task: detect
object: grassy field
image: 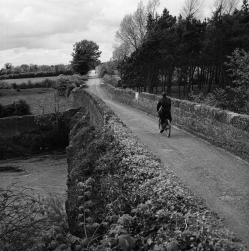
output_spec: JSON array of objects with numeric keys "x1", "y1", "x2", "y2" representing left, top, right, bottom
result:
[
  {"x1": 2, "y1": 75, "x2": 74, "y2": 85},
  {"x1": 0, "y1": 88, "x2": 72, "y2": 115}
]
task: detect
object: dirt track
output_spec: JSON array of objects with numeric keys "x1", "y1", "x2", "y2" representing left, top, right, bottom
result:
[{"x1": 86, "y1": 75, "x2": 249, "y2": 247}]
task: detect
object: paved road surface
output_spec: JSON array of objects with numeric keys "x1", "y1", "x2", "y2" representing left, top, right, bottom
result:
[{"x1": 86, "y1": 72, "x2": 249, "y2": 247}]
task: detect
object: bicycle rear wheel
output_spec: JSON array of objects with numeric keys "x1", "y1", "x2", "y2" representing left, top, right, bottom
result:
[{"x1": 164, "y1": 119, "x2": 171, "y2": 137}]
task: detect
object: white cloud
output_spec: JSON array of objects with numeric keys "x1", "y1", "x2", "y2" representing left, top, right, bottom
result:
[{"x1": 0, "y1": 0, "x2": 243, "y2": 67}]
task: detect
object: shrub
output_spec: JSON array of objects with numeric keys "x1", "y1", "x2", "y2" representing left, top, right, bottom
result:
[
  {"x1": 14, "y1": 99, "x2": 31, "y2": 116},
  {"x1": 0, "y1": 80, "x2": 11, "y2": 89},
  {"x1": 27, "y1": 80, "x2": 33, "y2": 88},
  {"x1": 53, "y1": 77, "x2": 72, "y2": 96},
  {"x1": 41, "y1": 78, "x2": 56, "y2": 88},
  {"x1": 11, "y1": 82, "x2": 17, "y2": 89},
  {"x1": 229, "y1": 85, "x2": 249, "y2": 114},
  {"x1": 226, "y1": 48, "x2": 249, "y2": 87},
  {"x1": 19, "y1": 82, "x2": 28, "y2": 89},
  {"x1": 102, "y1": 74, "x2": 118, "y2": 86},
  {"x1": 189, "y1": 87, "x2": 249, "y2": 115},
  {"x1": 0, "y1": 183, "x2": 67, "y2": 251},
  {"x1": 66, "y1": 85, "x2": 75, "y2": 97},
  {"x1": 0, "y1": 99, "x2": 31, "y2": 118}
]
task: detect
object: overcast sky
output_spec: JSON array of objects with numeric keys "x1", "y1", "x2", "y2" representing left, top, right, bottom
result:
[{"x1": 0, "y1": 0, "x2": 243, "y2": 68}]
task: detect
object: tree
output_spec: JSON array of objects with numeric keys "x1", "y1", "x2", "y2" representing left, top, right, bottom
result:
[
  {"x1": 181, "y1": 0, "x2": 204, "y2": 19},
  {"x1": 242, "y1": 0, "x2": 249, "y2": 12},
  {"x1": 226, "y1": 48, "x2": 249, "y2": 87},
  {"x1": 71, "y1": 40, "x2": 101, "y2": 75},
  {"x1": 115, "y1": 0, "x2": 160, "y2": 52},
  {"x1": 20, "y1": 64, "x2": 30, "y2": 72},
  {"x1": 112, "y1": 42, "x2": 131, "y2": 77},
  {"x1": 4, "y1": 63, "x2": 13, "y2": 70},
  {"x1": 212, "y1": 0, "x2": 240, "y2": 15}
]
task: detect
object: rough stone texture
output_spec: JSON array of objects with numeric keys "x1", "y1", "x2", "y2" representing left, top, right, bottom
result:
[
  {"x1": 103, "y1": 84, "x2": 249, "y2": 160},
  {"x1": 70, "y1": 87, "x2": 106, "y2": 130},
  {"x1": 0, "y1": 108, "x2": 80, "y2": 138},
  {"x1": 0, "y1": 115, "x2": 38, "y2": 138}
]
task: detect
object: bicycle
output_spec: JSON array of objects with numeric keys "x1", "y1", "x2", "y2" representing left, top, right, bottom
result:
[{"x1": 158, "y1": 116, "x2": 171, "y2": 137}]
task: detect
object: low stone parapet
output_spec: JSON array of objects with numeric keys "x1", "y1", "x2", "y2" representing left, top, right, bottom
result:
[
  {"x1": 103, "y1": 84, "x2": 249, "y2": 160},
  {"x1": 0, "y1": 108, "x2": 80, "y2": 138}
]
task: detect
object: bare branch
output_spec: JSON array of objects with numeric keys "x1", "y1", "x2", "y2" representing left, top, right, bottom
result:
[
  {"x1": 181, "y1": 0, "x2": 204, "y2": 19},
  {"x1": 115, "y1": 0, "x2": 160, "y2": 53},
  {"x1": 212, "y1": 0, "x2": 240, "y2": 15}
]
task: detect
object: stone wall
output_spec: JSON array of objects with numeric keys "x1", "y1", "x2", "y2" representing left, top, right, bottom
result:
[
  {"x1": 0, "y1": 108, "x2": 80, "y2": 138},
  {"x1": 70, "y1": 87, "x2": 109, "y2": 130},
  {"x1": 103, "y1": 84, "x2": 249, "y2": 160}
]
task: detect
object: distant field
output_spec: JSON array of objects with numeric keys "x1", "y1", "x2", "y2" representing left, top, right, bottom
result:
[
  {"x1": 2, "y1": 75, "x2": 74, "y2": 84},
  {"x1": 0, "y1": 88, "x2": 72, "y2": 115}
]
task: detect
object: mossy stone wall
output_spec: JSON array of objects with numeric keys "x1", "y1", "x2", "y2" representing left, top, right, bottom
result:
[{"x1": 103, "y1": 84, "x2": 249, "y2": 160}]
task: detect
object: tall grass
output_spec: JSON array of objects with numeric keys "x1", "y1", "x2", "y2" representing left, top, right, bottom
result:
[{"x1": 0, "y1": 183, "x2": 67, "y2": 251}]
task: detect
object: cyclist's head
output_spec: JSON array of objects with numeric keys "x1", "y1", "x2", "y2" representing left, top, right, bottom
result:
[{"x1": 162, "y1": 92, "x2": 167, "y2": 97}]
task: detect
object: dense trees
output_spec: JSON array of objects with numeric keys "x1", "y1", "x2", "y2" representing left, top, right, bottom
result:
[
  {"x1": 118, "y1": 0, "x2": 249, "y2": 101},
  {"x1": 71, "y1": 40, "x2": 101, "y2": 75}
]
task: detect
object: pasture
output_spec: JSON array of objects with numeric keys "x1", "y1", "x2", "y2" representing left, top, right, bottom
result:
[
  {"x1": 2, "y1": 75, "x2": 74, "y2": 85},
  {"x1": 0, "y1": 88, "x2": 72, "y2": 115}
]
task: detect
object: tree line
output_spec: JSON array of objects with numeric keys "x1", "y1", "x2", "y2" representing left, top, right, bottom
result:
[
  {"x1": 0, "y1": 63, "x2": 74, "y2": 80},
  {"x1": 109, "y1": 0, "x2": 249, "y2": 99},
  {"x1": 1, "y1": 39, "x2": 102, "y2": 79}
]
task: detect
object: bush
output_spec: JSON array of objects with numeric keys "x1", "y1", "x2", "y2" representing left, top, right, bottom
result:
[
  {"x1": 14, "y1": 99, "x2": 31, "y2": 116},
  {"x1": 66, "y1": 85, "x2": 75, "y2": 97},
  {"x1": 41, "y1": 78, "x2": 56, "y2": 88},
  {"x1": 0, "y1": 183, "x2": 67, "y2": 251},
  {"x1": 189, "y1": 87, "x2": 249, "y2": 115},
  {"x1": 11, "y1": 82, "x2": 17, "y2": 89},
  {"x1": 0, "y1": 80, "x2": 11, "y2": 89},
  {"x1": 229, "y1": 85, "x2": 249, "y2": 114},
  {"x1": 53, "y1": 77, "x2": 72, "y2": 96},
  {"x1": 19, "y1": 82, "x2": 28, "y2": 89},
  {"x1": 102, "y1": 74, "x2": 118, "y2": 86},
  {"x1": 0, "y1": 99, "x2": 31, "y2": 118},
  {"x1": 27, "y1": 80, "x2": 33, "y2": 88}
]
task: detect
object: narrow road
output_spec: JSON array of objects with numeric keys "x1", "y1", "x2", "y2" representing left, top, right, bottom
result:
[{"x1": 86, "y1": 73, "x2": 249, "y2": 247}]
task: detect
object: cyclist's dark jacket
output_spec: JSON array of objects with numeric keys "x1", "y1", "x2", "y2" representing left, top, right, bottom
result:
[{"x1": 157, "y1": 96, "x2": 172, "y2": 122}]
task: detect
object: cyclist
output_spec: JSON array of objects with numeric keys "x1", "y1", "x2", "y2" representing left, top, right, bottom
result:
[{"x1": 157, "y1": 92, "x2": 172, "y2": 133}]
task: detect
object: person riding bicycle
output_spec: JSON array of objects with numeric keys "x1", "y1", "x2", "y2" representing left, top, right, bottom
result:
[{"x1": 157, "y1": 92, "x2": 172, "y2": 133}]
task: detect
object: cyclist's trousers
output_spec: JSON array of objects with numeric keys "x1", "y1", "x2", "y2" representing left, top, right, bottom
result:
[{"x1": 160, "y1": 113, "x2": 172, "y2": 124}]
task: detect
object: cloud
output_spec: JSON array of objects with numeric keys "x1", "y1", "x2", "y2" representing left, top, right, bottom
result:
[
  {"x1": 0, "y1": 0, "x2": 243, "y2": 67},
  {"x1": 0, "y1": 0, "x2": 141, "y2": 66}
]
